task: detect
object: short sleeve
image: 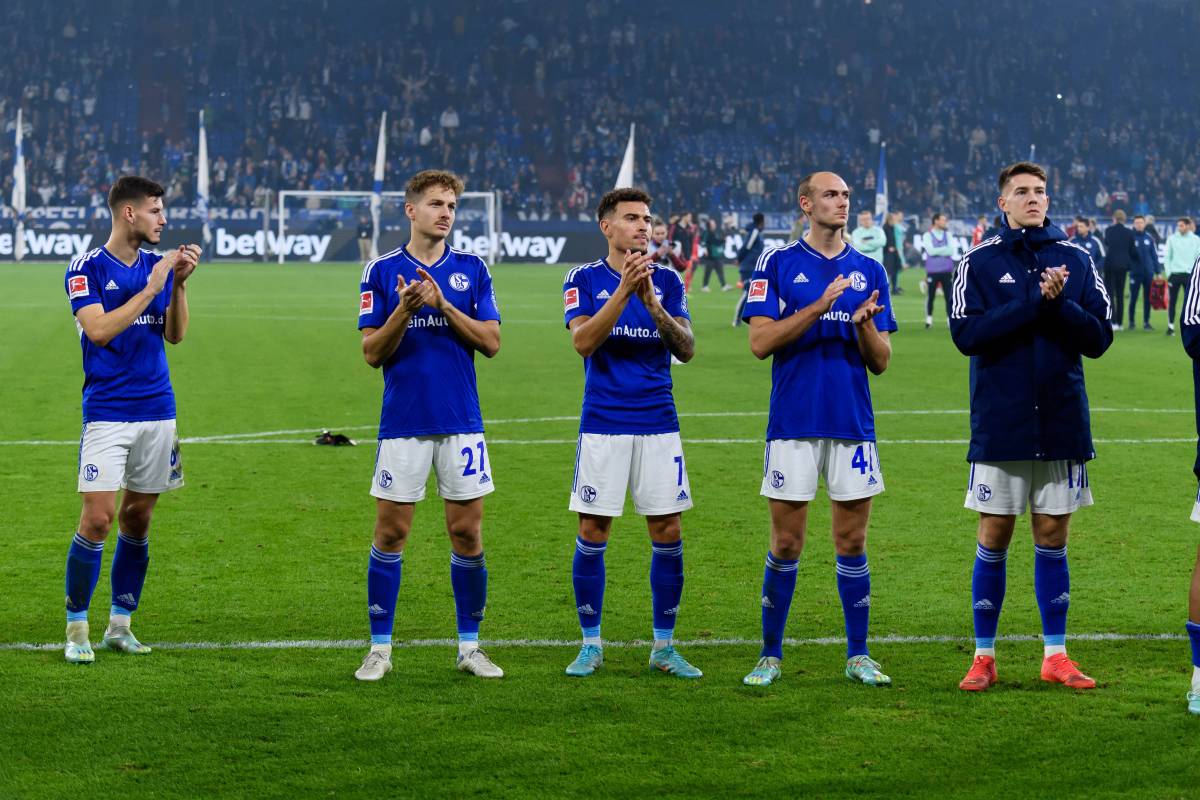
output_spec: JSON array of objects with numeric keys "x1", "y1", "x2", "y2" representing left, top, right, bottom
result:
[
  {"x1": 874, "y1": 260, "x2": 898, "y2": 333},
  {"x1": 474, "y1": 262, "x2": 501, "y2": 323},
  {"x1": 741, "y1": 249, "x2": 780, "y2": 321},
  {"x1": 358, "y1": 261, "x2": 388, "y2": 329},
  {"x1": 66, "y1": 259, "x2": 102, "y2": 313},
  {"x1": 660, "y1": 268, "x2": 690, "y2": 320},
  {"x1": 563, "y1": 267, "x2": 595, "y2": 328}
]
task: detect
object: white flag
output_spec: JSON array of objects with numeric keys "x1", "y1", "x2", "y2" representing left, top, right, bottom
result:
[
  {"x1": 614, "y1": 123, "x2": 635, "y2": 188},
  {"x1": 874, "y1": 142, "x2": 888, "y2": 223},
  {"x1": 197, "y1": 110, "x2": 211, "y2": 245},
  {"x1": 371, "y1": 111, "x2": 387, "y2": 260},
  {"x1": 12, "y1": 108, "x2": 26, "y2": 262}
]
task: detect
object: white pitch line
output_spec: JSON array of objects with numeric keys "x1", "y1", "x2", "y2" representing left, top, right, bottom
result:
[
  {"x1": 0, "y1": 631, "x2": 1183, "y2": 653},
  {"x1": 2, "y1": 437, "x2": 1195, "y2": 447}
]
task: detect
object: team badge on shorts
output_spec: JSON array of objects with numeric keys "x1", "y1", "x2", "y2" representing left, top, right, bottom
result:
[
  {"x1": 976, "y1": 484, "x2": 992, "y2": 502},
  {"x1": 770, "y1": 470, "x2": 785, "y2": 489},
  {"x1": 449, "y1": 272, "x2": 470, "y2": 291},
  {"x1": 848, "y1": 271, "x2": 868, "y2": 291},
  {"x1": 580, "y1": 485, "x2": 597, "y2": 504},
  {"x1": 83, "y1": 464, "x2": 99, "y2": 482},
  {"x1": 378, "y1": 470, "x2": 393, "y2": 489}
]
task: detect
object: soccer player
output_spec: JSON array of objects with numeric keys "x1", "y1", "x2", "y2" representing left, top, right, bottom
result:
[
  {"x1": 921, "y1": 212, "x2": 956, "y2": 329},
  {"x1": 951, "y1": 162, "x2": 1113, "y2": 692},
  {"x1": 355, "y1": 169, "x2": 503, "y2": 682},
  {"x1": 63, "y1": 176, "x2": 201, "y2": 663},
  {"x1": 1181, "y1": 264, "x2": 1200, "y2": 714},
  {"x1": 740, "y1": 172, "x2": 897, "y2": 688},
  {"x1": 561, "y1": 187, "x2": 700, "y2": 679}
]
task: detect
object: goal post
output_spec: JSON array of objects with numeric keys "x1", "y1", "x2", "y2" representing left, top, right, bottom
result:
[{"x1": 276, "y1": 190, "x2": 500, "y2": 264}]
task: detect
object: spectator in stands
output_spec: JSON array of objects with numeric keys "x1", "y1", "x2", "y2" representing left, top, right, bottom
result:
[{"x1": 1103, "y1": 209, "x2": 1138, "y2": 331}]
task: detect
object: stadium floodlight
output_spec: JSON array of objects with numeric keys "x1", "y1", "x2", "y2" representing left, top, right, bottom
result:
[{"x1": 276, "y1": 190, "x2": 500, "y2": 264}]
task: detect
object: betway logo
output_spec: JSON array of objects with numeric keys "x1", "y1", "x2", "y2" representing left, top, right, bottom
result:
[
  {"x1": 0, "y1": 231, "x2": 93, "y2": 256},
  {"x1": 452, "y1": 230, "x2": 565, "y2": 264},
  {"x1": 215, "y1": 228, "x2": 330, "y2": 262}
]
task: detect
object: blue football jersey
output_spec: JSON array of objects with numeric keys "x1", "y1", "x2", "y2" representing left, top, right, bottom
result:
[
  {"x1": 563, "y1": 258, "x2": 690, "y2": 434},
  {"x1": 742, "y1": 239, "x2": 898, "y2": 441},
  {"x1": 358, "y1": 246, "x2": 501, "y2": 439},
  {"x1": 66, "y1": 247, "x2": 176, "y2": 423}
]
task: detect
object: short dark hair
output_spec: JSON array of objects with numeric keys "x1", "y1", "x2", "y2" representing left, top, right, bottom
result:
[
  {"x1": 752, "y1": 212, "x2": 765, "y2": 226},
  {"x1": 1074, "y1": 215, "x2": 1089, "y2": 224},
  {"x1": 108, "y1": 176, "x2": 164, "y2": 210},
  {"x1": 597, "y1": 187, "x2": 652, "y2": 221},
  {"x1": 405, "y1": 169, "x2": 464, "y2": 202},
  {"x1": 1181, "y1": 216, "x2": 1194, "y2": 226},
  {"x1": 1133, "y1": 214, "x2": 1145, "y2": 221},
  {"x1": 932, "y1": 212, "x2": 947, "y2": 223},
  {"x1": 997, "y1": 161, "x2": 1047, "y2": 192}
]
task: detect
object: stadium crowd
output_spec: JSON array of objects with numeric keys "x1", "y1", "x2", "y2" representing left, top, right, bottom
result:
[{"x1": 1, "y1": 0, "x2": 1198, "y2": 220}]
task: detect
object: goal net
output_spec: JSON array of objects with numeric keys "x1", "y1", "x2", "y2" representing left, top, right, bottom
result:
[{"x1": 276, "y1": 190, "x2": 500, "y2": 264}]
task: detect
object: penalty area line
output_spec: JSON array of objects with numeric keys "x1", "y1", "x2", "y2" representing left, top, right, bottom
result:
[{"x1": 0, "y1": 632, "x2": 1184, "y2": 652}]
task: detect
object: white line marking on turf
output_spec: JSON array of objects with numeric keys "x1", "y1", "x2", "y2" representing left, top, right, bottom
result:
[
  {"x1": 0, "y1": 632, "x2": 1183, "y2": 652},
  {"x1": 3, "y1": 437, "x2": 1195, "y2": 447}
]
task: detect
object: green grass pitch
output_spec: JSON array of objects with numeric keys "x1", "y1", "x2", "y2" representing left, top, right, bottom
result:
[{"x1": 1, "y1": 260, "x2": 1197, "y2": 798}]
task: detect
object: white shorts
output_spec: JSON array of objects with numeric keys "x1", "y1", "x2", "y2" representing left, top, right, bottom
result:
[
  {"x1": 370, "y1": 434, "x2": 495, "y2": 503},
  {"x1": 77, "y1": 420, "x2": 183, "y2": 494},
  {"x1": 760, "y1": 439, "x2": 884, "y2": 502},
  {"x1": 964, "y1": 460, "x2": 1094, "y2": 516},
  {"x1": 1190, "y1": 487, "x2": 1200, "y2": 523},
  {"x1": 569, "y1": 432, "x2": 692, "y2": 517}
]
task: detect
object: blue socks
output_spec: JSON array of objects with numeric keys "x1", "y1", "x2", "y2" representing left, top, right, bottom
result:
[
  {"x1": 760, "y1": 551, "x2": 798, "y2": 659},
  {"x1": 650, "y1": 540, "x2": 684, "y2": 648},
  {"x1": 65, "y1": 532, "x2": 105, "y2": 622},
  {"x1": 367, "y1": 545, "x2": 403, "y2": 646},
  {"x1": 450, "y1": 551, "x2": 488, "y2": 650},
  {"x1": 1034, "y1": 544, "x2": 1070, "y2": 653},
  {"x1": 572, "y1": 537, "x2": 606, "y2": 645},
  {"x1": 110, "y1": 532, "x2": 149, "y2": 617},
  {"x1": 1187, "y1": 620, "x2": 1200, "y2": 669},
  {"x1": 972, "y1": 544, "x2": 1008, "y2": 654},
  {"x1": 835, "y1": 553, "x2": 871, "y2": 658}
]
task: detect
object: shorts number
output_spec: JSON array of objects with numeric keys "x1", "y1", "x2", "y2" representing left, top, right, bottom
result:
[
  {"x1": 673, "y1": 455, "x2": 684, "y2": 486},
  {"x1": 851, "y1": 445, "x2": 873, "y2": 474},
  {"x1": 461, "y1": 441, "x2": 487, "y2": 477}
]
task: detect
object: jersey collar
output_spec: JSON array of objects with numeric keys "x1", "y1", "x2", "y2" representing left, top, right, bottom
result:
[
  {"x1": 100, "y1": 246, "x2": 140, "y2": 269},
  {"x1": 400, "y1": 245, "x2": 450, "y2": 270},
  {"x1": 797, "y1": 238, "x2": 851, "y2": 262}
]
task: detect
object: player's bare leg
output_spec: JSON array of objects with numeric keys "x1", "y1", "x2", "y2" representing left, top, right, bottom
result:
[
  {"x1": 101, "y1": 490, "x2": 158, "y2": 654},
  {"x1": 447, "y1": 497, "x2": 501, "y2": 678},
  {"x1": 833, "y1": 498, "x2": 889, "y2": 686},
  {"x1": 64, "y1": 491, "x2": 119, "y2": 663},
  {"x1": 356, "y1": 500, "x2": 413, "y2": 681}
]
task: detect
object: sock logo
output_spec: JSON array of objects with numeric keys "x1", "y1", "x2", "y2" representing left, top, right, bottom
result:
[
  {"x1": 761, "y1": 595, "x2": 774, "y2": 608},
  {"x1": 115, "y1": 593, "x2": 136, "y2": 606},
  {"x1": 1049, "y1": 592, "x2": 1070, "y2": 604},
  {"x1": 471, "y1": 606, "x2": 486, "y2": 619},
  {"x1": 577, "y1": 603, "x2": 597, "y2": 615},
  {"x1": 854, "y1": 595, "x2": 871, "y2": 608},
  {"x1": 662, "y1": 606, "x2": 679, "y2": 616},
  {"x1": 973, "y1": 598, "x2": 996, "y2": 610},
  {"x1": 66, "y1": 594, "x2": 78, "y2": 610},
  {"x1": 367, "y1": 603, "x2": 387, "y2": 616}
]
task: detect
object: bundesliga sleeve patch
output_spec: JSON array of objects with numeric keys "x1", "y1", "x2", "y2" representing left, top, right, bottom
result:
[
  {"x1": 564, "y1": 287, "x2": 580, "y2": 311},
  {"x1": 68, "y1": 275, "x2": 90, "y2": 299},
  {"x1": 747, "y1": 279, "x2": 769, "y2": 302},
  {"x1": 359, "y1": 291, "x2": 374, "y2": 316}
]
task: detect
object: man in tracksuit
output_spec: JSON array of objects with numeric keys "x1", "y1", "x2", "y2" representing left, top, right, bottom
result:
[
  {"x1": 950, "y1": 162, "x2": 1113, "y2": 693},
  {"x1": 1167, "y1": 218, "x2": 1200, "y2": 336},
  {"x1": 1129, "y1": 215, "x2": 1160, "y2": 330},
  {"x1": 733, "y1": 213, "x2": 766, "y2": 327},
  {"x1": 1103, "y1": 210, "x2": 1138, "y2": 331},
  {"x1": 1069, "y1": 217, "x2": 1104, "y2": 272},
  {"x1": 921, "y1": 212, "x2": 958, "y2": 329},
  {"x1": 1178, "y1": 265, "x2": 1200, "y2": 715}
]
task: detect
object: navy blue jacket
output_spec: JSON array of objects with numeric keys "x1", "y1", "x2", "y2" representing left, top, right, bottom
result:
[
  {"x1": 1132, "y1": 230, "x2": 1159, "y2": 279},
  {"x1": 1103, "y1": 222, "x2": 1138, "y2": 270},
  {"x1": 1181, "y1": 267, "x2": 1200, "y2": 478},
  {"x1": 736, "y1": 223, "x2": 765, "y2": 277},
  {"x1": 1069, "y1": 233, "x2": 1104, "y2": 270},
  {"x1": 949, "y1": 223, "x2": 1113, "y2": 462}
]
